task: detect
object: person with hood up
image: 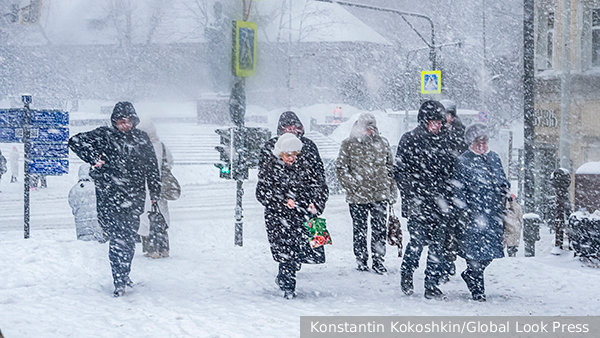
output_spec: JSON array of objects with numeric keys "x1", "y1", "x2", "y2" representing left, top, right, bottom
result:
[
  {"x1": 394, "y1": 100, "x2": 454, "y2": 299},
  {"x1": 69, "y1": 101, "x2": 161, "y2": 297},
  {"x1": 452, "y1": 122, "x2": 509, "y2": 302},
  {"x1": 9, "y1": 146, "x2": 19, "y2": 183},
  {"x1": 256, "y1": 133, "x2": 329, "y2": 299},
  {"x1": 68, "y1": 163, "x2": 104, "y2": 241},
  {"x1": 335, "y1": 113, "x2": 397, "y2": 274},
  {"x1": 137, "y1": 119, "x2": 174, "y2": 259},
  {"x1": 258, "y1": 111, "x2": 325, "y2": 183},
  {"x1": 439, "y1": 99, "x2": 469, "y2": 280}
]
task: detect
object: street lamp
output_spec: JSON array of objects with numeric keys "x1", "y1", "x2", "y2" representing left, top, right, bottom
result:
[{"x1": 313, "y1": 0, "x2": 437, "y2": 70}]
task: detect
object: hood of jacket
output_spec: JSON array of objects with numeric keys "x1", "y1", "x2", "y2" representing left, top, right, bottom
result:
[
  {"x1": 276, "y1": 111, "x2": 305, "y2": 137},
  {"x1": 78, "y1": 163, "x2": 92, "y2": 181},
  {"x1": 417, "y1": 100, "x2": 446, "y2": 127},
  {"x1": 110, "y1": 101, "x2": 140, "y2": 129}
]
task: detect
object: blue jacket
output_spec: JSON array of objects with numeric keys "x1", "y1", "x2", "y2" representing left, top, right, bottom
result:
[{"x1": 452, "y1": 150, "x2": 509, "y2": 261}]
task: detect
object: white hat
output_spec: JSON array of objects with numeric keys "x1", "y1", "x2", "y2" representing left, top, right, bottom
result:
[{"x1": 272, "y1": 133, "x2": 303, "y2": 156}]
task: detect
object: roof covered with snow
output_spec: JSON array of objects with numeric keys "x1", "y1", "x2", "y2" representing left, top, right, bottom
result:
[
  {"x1": 16, "y1": 0, "x2": 390, "y2": 46},
  {"x1": 576, "y1": 161, "x2": 600, "y2": 175}
]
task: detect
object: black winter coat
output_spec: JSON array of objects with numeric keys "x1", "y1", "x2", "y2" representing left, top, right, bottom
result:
[
  {"x1": 447, "y1": 117, "x2": 468, "y2": 160},
  {"x1": 69, "y1": 125, "x2": 161, "y2": 219},
  {"x1": 394, "y1": 124, "x2": 454, "y2": 218},
  {"x1": 256, "y1": 153, "x2": 329, "y2": 264}
]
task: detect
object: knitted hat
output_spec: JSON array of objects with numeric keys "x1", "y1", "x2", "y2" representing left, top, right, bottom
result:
[
  {"x1": 272, "y1": 133, "x2": 303, "y2": 156},
  {"x1": 464, "y1": 122, "x2": 489, "y2": 145}
]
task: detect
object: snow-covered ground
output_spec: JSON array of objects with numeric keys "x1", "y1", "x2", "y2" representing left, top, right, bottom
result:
[{"x1": 1, "y1": 121, "x2": 599, "y2": 338}]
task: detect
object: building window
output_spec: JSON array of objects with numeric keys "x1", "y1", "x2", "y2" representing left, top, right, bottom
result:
[
  {"x1": 592, "y1": 9, "x2": 600, "y2": 67},
  {"x1": 546, "y1": 12, "x2": 555, "y2": 69},
  {"x1": 537, "y1": 10, "x2": 555, "y2": 70}
]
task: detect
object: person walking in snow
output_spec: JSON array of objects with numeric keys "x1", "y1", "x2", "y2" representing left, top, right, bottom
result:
[
  {"x1": 335, "y1": 113, "x2": 397, "y2": 274},
  {"x1": 504, "y1": 194, "x2": 523, "y2": 257},
  {"x1": 68, "y1": 163, "x2": 104, "y2": 241},
  {"x1": 394, "y1": 100, "x2": 454, "y2": 300},
  {"x1": 69, "y1": 101, "x2": 161, "y2": 297},
  {"x1": 258, "y1": 111, "x2": 325, "y2": 183},
  {"x1": 0, "y1": 149, "x2": 6, "y2": 185},
  {"x1": 550, "y1": 168, "x2": 572, "y2": 253},
  {"x1": 256, "y1": 133, "x2": 329, "y2": 299},
  {"x1": 439, "y1": 99, "x2": 469, "y2": 280},
  {"x1": 137, "y1": 119, "x2": 174, "y2": 259},
  {"x1": 452, "y1": 123, "x2": 510, "y2": 302},
  {"x1": 9, "y1": 146, "x2": 18, "y2": 183}
]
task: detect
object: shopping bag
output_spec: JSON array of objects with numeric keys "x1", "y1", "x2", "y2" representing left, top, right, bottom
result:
[
  {"x1": 304, "y1": 217, "x2": 332, "y2": 249},
  {"x1": 148, "y1": 203, "x2": 169, "y2": 231},
  {"x1": 387, "y1": 207, "x2": 403, "y2": 256},
  {"x1": 160, "y1": 143, "x2": 181, "y2": 201}
]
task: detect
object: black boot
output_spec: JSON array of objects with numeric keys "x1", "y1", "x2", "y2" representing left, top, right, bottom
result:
[
  {"x1": 424, "y1": 286, "x2": 444, "y2": 300},
  {"x1": 401, "y1": 271, "x2": 414, "y2": 295}
]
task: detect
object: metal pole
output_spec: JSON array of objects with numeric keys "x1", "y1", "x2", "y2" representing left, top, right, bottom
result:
[
  {"x1": 559, "y1": 0, "x2": 572, "y2": 169},
  {"x1": 234, "y1": 179, "x2": 244, "y2": 246},
  {"x1": 23, "y1": 101, "x2": 31, "y2": 239},
  {"x1": 313, "y1": 0, "x2": 436, "y2": 69},
  {"x1": 523, "y1": 0, "x2": 536, "y2": 214}
]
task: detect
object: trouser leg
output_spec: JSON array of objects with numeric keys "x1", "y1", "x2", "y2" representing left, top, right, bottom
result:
[
  {"x1": 349, "y1": 204, "x2": 369, "y2": 265},
  {"x1": 401, "y1": 217, "x2": 425, "y2": 277},
  {"x1": 108, "y1": 213, "x2": 139, "y2": 288},
  {"x1": 507, "y1": 246, "x2": 518, "y2": 257},
  {"x1": 424, "y1": 225, "x2": 447, "y2": 290},
  {"x1": 277, "y1": 262, "x2": 300, "y2": 292},
  {"x1": 370, "y1": 201, "x2": 387, "y2": 264}
]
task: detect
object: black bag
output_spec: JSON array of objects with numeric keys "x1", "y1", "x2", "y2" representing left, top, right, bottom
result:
[
  {"x1": 387, "y1": 206, "x2": 403, "y2": 257},
  {"x1": 160, "y1": 143, "x2": 181, "y2": 201},
  {"x1": 148, "y1": 202, "x2": 169, "y2": 231}
]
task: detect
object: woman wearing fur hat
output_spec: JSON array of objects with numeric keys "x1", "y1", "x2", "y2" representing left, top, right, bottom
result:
[
  {"x1": 452, "y1": 122, "x2": 510, "y2": 302},
  {"x1": 335, "y1": 112, "x2": 397, "y2": 274},
  {"x1": 256, "y1": 133, "x2": 329, "y2": 299}
]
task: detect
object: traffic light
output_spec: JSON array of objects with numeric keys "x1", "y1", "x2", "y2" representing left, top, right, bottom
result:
[
  {"x1": 214, "y1": 126, "x2": 271, "y2": 180},
  {"x1": 215, "y1": 127, "x2": 233, "y2": 179}
]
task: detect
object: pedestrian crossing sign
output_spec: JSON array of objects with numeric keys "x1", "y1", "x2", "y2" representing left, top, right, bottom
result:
[{"x1": 421, "y1": 70, "x2": 442, "y2": 94}]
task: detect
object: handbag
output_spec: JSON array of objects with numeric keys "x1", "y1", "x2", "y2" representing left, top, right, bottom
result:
[
  {"x1": 148, "y1": 202, "x2": 169, "y2": 231},
  {"x1": 387, "y1": 205, "x2": 403, "y2": 257},
  {"x1": 160, "y1": 143, "x2": 181, "y2": 201},
  {"x1": 304, "y1": 217, "x2": 333, "y2": 249}
]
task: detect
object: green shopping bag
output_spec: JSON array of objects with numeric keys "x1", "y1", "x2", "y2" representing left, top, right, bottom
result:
[{"x1": 304, "y1": 217, "x2": 332, "y2": 249}]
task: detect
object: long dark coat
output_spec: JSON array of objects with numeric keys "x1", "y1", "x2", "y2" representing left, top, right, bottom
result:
[
  {"x1": 256, "y1": 152, "x2": 329, "y2": 264},
  {"x1": 68, "y1": 110, "x2": 161, "y2": 224},
  {"x1": 394, "y1": 124, "x2": 454, "y2": 218},
  {"x1": 452, "y1": 150, "x2": 509, "y2": 261}
]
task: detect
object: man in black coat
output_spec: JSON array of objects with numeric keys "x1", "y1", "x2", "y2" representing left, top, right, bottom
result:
[
  {"x1": 258, "y1": 111, "x2": 325, "y2": 182},
  {"x1": 69, "y1": 102, "x2": 161, "y2": 297},
  {"x1": 394, "y1": 100, "x2": 454, "y2": 299},
  {"x1": 439, "y1": 99, "x2": 469, "y2": 279}
]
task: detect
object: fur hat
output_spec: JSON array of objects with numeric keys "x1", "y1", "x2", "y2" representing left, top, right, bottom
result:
[
  {"x1": 272, "y1": 133, "x2": 303, "y2": 156},
  {"x1": 464, "y1": 122, "x2": 489, "y2": 145},
  {"x1": 417, "y1": 100, "x2": 446, "y2": 125}
]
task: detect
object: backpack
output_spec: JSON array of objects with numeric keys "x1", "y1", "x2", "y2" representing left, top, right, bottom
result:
[{"x1": 0, "y1": 154, "x2": 6, "y2": 175}]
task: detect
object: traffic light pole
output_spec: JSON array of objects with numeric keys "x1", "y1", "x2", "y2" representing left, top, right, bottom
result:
[
  {"x1": 231, "y1": 77, "x2": 246, "y2": 247},
  {"x1": 23, "y1": 95, "x2": 32, "y2": 239}
]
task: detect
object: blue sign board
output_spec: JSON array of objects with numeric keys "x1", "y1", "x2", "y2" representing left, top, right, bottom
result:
[
  {"x1": 0, "y1": 109, "x2": 70, "y2": 175},
  {"x1": 30, "y1": 143, "x2": 69, "y2": 158},
  {"x1": 0, "y1": 109, "x2": 68, "y2": 127},
  {"x1": 29, "y1": 158, "x2": 69, "y2": 174}
]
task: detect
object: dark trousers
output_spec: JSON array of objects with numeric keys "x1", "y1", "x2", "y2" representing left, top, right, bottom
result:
[
  {"x1": 277, "y1": 262, "x2": 301, "y2": 292},
  {"x1": 461, "y1": 259, "x2": 492, "y2": 297},
  {"x1": 349, "y1": 201, "x2": 387, "y2": 264},
  {"x1": 107, "y1": 212, "x2": 140, "y2": 288},
  {"x1": 401, "y1": 215, "x2": 446, "y2": 290},
  {"x1": 507, "y1": 246, "x2": 518, "y2": 257}
]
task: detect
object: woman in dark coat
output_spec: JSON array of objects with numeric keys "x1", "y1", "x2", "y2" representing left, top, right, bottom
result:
[
  {"x1": 256, "y1": 133, "x2": 329, "y2": 299},
  {"x1": 452, "y1": 123, "x2": 509, "y2": 302}
]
